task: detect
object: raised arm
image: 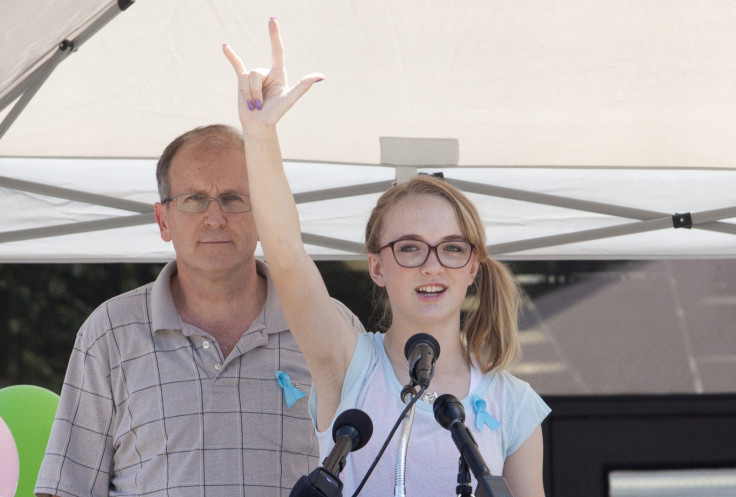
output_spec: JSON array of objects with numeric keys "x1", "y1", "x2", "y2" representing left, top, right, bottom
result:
[{"x1": 223, "y1": 18, "x2": 358, "y2": 429}]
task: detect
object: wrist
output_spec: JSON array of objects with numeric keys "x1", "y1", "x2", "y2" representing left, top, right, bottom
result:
[{"x1": 241, "y1": 122, "x2": 278, "y2": 142}]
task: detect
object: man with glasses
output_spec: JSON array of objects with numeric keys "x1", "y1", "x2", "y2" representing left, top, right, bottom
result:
[{"x1": 36, "y1": 125, "x2": 363, "y2": 497}]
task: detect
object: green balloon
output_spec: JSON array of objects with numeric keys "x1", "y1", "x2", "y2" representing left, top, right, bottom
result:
[{"x1": 0, "y1": 385, "x2": 59, "y2": 497}]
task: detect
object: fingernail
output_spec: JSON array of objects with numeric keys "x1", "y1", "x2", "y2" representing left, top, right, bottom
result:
[
  {"x1": 255, "y1": 99, "x2": 263, "y2": 110},
  {"x1": 270, "y1": 16, "x2": 277, "y2": 20},
  {"x1": 316, "y1": 77, "x2": 325, "y2": 83},
  {"x1": 247, "y1": 100, "x2": 255, "y2": 111},
  {"x1": 222, "y1": 43, "x2": 228, "y2": 47}
]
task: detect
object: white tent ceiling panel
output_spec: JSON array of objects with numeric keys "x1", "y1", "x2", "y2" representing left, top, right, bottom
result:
[
  {"x1": 501, "y1": 229, "x2": 736, "y2": 261},
  {"x1": 2, "y1": 157, "x2": 734, "y2": 262},
  {"x1": 0, "y1": 0, "x2": 110, "y2": 92},
  {"x1": 2, "y1": 1, "x2": 736, "y2": 167},
  {"x1": 443, "y1": 168, "x2": 736, "y2": 213},
  {"x1": 1, "y1": 1, "x2": 735, "y2": 262},
  {"x1": 0, "y1": 224, "x2": 170, "y2": 264}
]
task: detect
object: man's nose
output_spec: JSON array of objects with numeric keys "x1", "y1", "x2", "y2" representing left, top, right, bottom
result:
[{"x1": 202, "y1": 198, "x2": 227, "y2": 226}]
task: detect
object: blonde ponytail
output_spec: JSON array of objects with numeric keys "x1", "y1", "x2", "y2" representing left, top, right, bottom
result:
[{"x1": 463, "y1": 258, "x2": 521, "y2": 373}]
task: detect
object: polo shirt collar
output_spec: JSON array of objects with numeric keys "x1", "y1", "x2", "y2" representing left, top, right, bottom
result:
[
  {"x1": 150, "y1": 259, "x2": 290, "y2": 336},
  {"x1": 151, "y1": 260, "x2": 180, "y2": 333},
  {"x1": 252, "y1": 259, "x2": 290, "y2": 334}
]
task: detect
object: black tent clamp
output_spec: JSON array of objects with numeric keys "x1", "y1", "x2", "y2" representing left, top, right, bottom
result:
[{"x1": 672, "y1": 212, "x2": 693, "y2": 229}]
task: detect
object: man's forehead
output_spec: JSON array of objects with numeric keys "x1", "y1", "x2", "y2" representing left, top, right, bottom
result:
[
  {"x1": 169, "y1": 144, "x2": 248, "y2": 188},
  {"x1": 176, "y1": 135, "x2": 244, "y2": 159}
]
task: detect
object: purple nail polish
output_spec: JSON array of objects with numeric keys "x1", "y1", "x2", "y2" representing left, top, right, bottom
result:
[
  {"x1": 247, "y1": 100, "x2": 255, "y2": 111},
  {"x1": 255, "y1": 100, "x2": 263, "y2": 110},
  {"x1": 270, "y1": 16, "x2": 277, "y2": 20}
]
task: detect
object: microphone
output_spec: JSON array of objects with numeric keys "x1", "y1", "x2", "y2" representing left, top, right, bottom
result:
[
  {"x1": 404, "y1": 333, "x2": 440, "y2": 388},
  {"x1": 433, "y1": 394, "x2": 515, "y2": 497},
  {"x1": 323, "y1": 408, "x2": 373, "y2": 475},
  {"x1": 289, "y1": 409, "x2": 373, "y2": 497}
]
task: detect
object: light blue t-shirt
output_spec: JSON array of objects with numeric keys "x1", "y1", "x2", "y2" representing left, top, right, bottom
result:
[{"x1": 309, "y1": 332, "x2": 550, "y2": 496}]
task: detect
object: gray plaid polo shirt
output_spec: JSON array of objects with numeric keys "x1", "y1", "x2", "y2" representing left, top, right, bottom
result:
[{"x1": 36, "y1": 260, "x2": 362, "y2": 497}]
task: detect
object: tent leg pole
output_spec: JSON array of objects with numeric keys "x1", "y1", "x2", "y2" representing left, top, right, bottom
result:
[
  {"x1": 0, "y1": 46, "x2": 70, "y2": 141},
  {"x1": 0, "y1": 1, "x2": 133, "y2": 140}
]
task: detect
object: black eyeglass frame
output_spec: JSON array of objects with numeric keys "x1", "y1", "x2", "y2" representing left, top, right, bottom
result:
[
  {"x1": 162, "y1": 193, "x2": 252, "y2": 213},
  {"x1": 379, "y1": 238, "x2": 476, "y2": 269}
]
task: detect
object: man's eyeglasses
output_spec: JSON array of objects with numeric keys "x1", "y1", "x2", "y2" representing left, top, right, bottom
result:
[
  {"x1": 162, "y1": 193, "x2": 252, "y2": 213},
  {"x1": 380, "y1": 238, "x2": 475, "y2": 269}
]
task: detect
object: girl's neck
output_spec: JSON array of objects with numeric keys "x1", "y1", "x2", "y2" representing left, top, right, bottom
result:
[
  {"x1": 383, "y1": 325, "x2": 470, "y2": 401},
  {"x1": 383, "y1": 320, "x2": 466, "y2": 365}
]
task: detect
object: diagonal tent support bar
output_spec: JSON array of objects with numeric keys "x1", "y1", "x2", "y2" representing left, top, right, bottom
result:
[
  {"x1": 301, "y1": 233, "x2": 364, "y2": 254},
  {"x1": 489, "y1": 216, "x2": 674, "y2": 255},
  {"x1": 0, "y1": 45, "x2": 72, "y2": 140},
  {"x1": 448, "y1": 177, "x2": 736, "y2": 238},
  {"x1": 692, "y1": 207, "x2": 736, "y2": 235},
  {"x1": 0, "y1": 173, "x2": 153, "y2": 246},
  {"x1": 449, "y1": 178, "x2": 717, "y2": 225},
  {"x1": 0, "y1": 172, "x2": 390, "y2": 253},
  {"x1": 0, "y1": 0, "x2": 134, "y2": 140},
  {"x1": 0, "y1": 175, "x2": 390, "y2": 253},
  {"x1": 488, "y1": 206, "x2": 736, "y2": 256},
  {"x1": 448, "y1": 178, "x2": 662, "y2": 218},
  {"x1": 0, "y1": 176, "x2": 152, "y2": 213},
  {"x1": 294, "y1": 180, "x2": 394, "y2": 257},
  {"x1": 291, "y1": 173, "x2": 736, "y2": 259},
  {"x1": 293, "y1": 180, "x2": 393, "y2": 203},
  {"x1": 0, "y1": 159, "x2": 733, "y2": 259},
  {"x1": 0, "y1": 212, "x2": 155, "y2": 244}
]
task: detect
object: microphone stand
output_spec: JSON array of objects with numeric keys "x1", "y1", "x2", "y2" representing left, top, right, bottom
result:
[
  {"x1": 449, "y1": 421, "x2": 513, "y2": 497},
  {"x1": 393, "y1": 384, "x2": 418, "y2": 497},
  {"x1": 350, "y1": 385, "x2": 426, "y2": 497},
  {"x1": 433, "y1": 394, "x2": 515, "y2": 497},
  {"x1": 454, "y1": 429, "x2": 511, "y2": 497},
  {"x1": 351, "y1": 334, "x2": 440, "y2": 497},
  {"x1": 455, "y1": 458, "x2": 473, "y2": 497}
]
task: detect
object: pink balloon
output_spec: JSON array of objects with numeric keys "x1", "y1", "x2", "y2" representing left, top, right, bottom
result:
[{"x1": 0, "y1": 415, "x2": 19, "y2": 497}]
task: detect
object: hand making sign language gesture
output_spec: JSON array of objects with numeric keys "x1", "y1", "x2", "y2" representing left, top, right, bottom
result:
[{"x1": 223, "y1": 16, "x2": 324, "y2": 132}]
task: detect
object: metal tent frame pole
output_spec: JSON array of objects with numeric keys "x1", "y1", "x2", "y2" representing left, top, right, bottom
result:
[
  {"x1": 1, "y1": 164, "x2": 734, "y2": 260},
  {"x1": 446, "y1": 178, "x2": 736, "y2": 256},
  {"x1": 0, "y1": 0, "x2": 134, "y2": 140}
]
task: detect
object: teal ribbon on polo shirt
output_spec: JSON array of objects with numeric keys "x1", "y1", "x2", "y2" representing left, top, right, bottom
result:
[
  {"x1": 275, "y1": 370, "x2": 306, "y2": 408},
  {"x1": 471, "y1": 394, "x2": 500, "y2": 431}
]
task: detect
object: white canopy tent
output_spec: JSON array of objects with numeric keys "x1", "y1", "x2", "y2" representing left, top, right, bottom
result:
[{"x1": 1, "y1": 0, "x2": 735, "y2": 262}]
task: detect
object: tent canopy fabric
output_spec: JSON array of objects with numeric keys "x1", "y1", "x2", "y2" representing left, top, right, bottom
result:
[
  {"x1": 1, "y1": 1, "x2": 735, "y2": 262},
  {"x1": 2, "y1": 158, "x2": 735, "y2": 262}
]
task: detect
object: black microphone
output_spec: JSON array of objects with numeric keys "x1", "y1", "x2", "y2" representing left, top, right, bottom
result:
[
  {"x1": 433, "y1": 394, "x2": 515, "y2": 497},
  {"x1": 323, "y1": 408, "x2": 373, "y2": 475},
  {"x1": 404, "y1": 333, "x2": 440, "y2": 388},
  {"x1": 289, "y1": 409, "x2": 373, "y2": 497}
]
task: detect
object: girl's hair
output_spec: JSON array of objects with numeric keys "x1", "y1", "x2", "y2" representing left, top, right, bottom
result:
[{"x1": 364, "y1": 175, "x2": 521, "y2": 373}]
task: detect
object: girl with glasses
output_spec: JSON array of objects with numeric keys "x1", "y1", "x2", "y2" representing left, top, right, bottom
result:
[{"x1": 224, "y1": 18, "x2": 549, "y2": 497}]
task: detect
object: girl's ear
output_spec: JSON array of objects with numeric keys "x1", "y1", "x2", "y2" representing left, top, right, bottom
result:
[
  {"x1": 467, "y1": 256, "x2": 480, "y2": 286},
  {"x1": 367, "y1": 252, "x2": 387, "y2": 287}
]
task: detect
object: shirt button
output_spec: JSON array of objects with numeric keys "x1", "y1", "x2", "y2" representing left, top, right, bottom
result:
[
  {"x1": 214, "y1": 363, "x2": 221, "y2": 371},
  {"x1": 203, "y1": 341, "x2": 210, "y2": 349}
]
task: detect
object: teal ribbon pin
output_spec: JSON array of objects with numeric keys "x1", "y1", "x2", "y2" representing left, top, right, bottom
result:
[
  {"x1": 471, "y1": 394, "x2": 500, "y2": 431},
  {"x1": 275, "y1": 370, "x2": 306, "y2": 408}
]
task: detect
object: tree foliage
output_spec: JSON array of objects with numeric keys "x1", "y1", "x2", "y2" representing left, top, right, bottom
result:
[{"x1": 0, "y1": 263, "x2": 163, "y2": 392}]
